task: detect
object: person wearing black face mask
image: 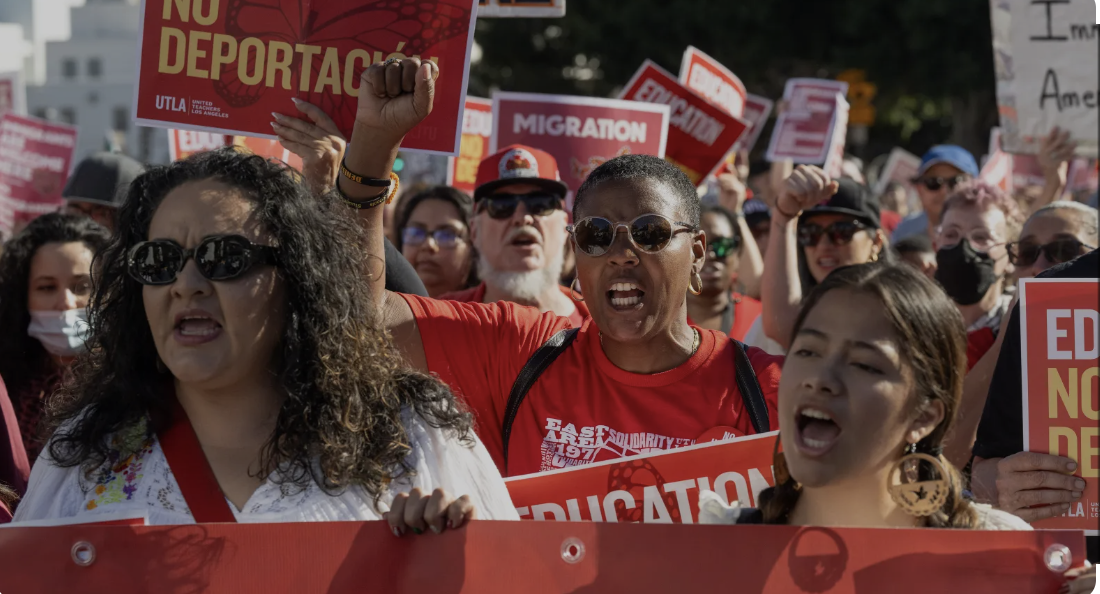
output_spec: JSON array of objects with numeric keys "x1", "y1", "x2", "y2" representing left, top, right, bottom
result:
[{"x1": 932, "y1": 181, "x2": 1023, "y2": 371}]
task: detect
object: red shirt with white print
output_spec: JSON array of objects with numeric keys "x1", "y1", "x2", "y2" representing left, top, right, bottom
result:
[{"x1": 400, "y1": 294, "x2": 783, "y2": 477}]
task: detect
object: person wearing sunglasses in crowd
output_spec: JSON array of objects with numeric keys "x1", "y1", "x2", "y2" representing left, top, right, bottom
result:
[
  {"x1": 686, "y1": 205, "x2": 761, "y2": 342},
  {"x1": 755, "y1": 173, "x2": 886, "y2": 354},
  {"x1": 14, "y1": 149, "x2": 517, "y2": 530},
  {"x1": 335, "y1": 57, "x2": 782, "y2": 478},
  {"x1": 394, "y1": 186, "x2": 478, "y2": 298},
  {"x1": 0, "y1": 213, "x2": 109, "y2": 467},
  {"x1": 892, "y1": 145, "x2": 979, "y2": 242}
]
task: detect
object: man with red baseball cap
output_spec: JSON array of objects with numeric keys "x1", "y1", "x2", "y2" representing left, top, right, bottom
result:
[{"x1": 438, "y1": 144, "x2": 588, "y2": 326}]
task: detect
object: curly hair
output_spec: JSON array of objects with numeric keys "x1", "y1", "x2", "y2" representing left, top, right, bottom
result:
[
  {"x1": 0, "y1": 213, "x2": 110, "y2": 406},
  {"x1": 758, "y1": 262, "x2": 978, "y2": 529},
  {"x1": 47, "y1": 148, "x2": 473, "y2": 501},
  {"x1": 941, "y1": 180, "x2": 1025, "y2": 241}
]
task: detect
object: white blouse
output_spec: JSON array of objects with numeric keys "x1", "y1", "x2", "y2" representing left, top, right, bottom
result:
[{"x1": 13, "y1": 411, "x2": 519, "y2": 525}]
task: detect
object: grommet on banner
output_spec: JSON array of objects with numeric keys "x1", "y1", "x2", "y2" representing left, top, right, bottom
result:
[
  {"x1": 561, "y1": 537, "x2": 585, "y2": 564},
  {"x1": 1043, "y1": 544, "x2": 1072, "y2": 573},
  {"x1": 71, "y1": 541, "x2": 96, "y2": 567}
]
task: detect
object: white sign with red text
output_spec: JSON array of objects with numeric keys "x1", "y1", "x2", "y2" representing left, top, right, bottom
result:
[
  {"x1": 765, "y1": 79, "x2": 849, "y2": 165},
  {"x1": 678, "y1": 46, "x2": 747, "y2": 119}
]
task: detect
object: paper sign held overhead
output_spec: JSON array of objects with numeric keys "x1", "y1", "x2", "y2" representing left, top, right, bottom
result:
[
  {"x1": 0, "y1": 113, "x2": 79, "y2": 237},
  {"x1": 822, "y1": 93, "x2": 849, "y2": 179},
  {"x1": 737, "y1": 94, "x2": 774, "y2": 152},
  {"x1": 678, "y1": 46, "x2": 747, "y2": 119},
  {"x1": 477, "y1": 0, "x2": 565, "y2": 17},
  {"x1": 765, "y1": 79, "x2": 849, "y2": 166},
  {"x1": 132, "y1": 0, "x2": 479, "y2": 156},
  {"x1": 873, "y1": 147, "x2": 922, "y2": 197},
  {"x1": 447, "y1": 96, "x2": 493, "y2": 194}
]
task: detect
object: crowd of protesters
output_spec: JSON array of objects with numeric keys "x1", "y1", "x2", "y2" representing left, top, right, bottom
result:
[{"x1": 0, "y1": 54, "x2": 1095, "y2": 590}]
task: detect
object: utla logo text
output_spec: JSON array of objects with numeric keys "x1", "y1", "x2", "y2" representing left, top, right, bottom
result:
[{"x1": 156, "y1": 95, "x2": 187, "y2": 113}]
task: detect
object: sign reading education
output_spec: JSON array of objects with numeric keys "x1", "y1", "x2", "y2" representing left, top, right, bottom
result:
[
  {"x1": 133, "y1": 0, "x2": 478, "y2": 155},
  {"x1": 477, "y1": 0, "x2": 565, "y2": 17},
  {"x1": 990, "y1": 0, "x2": 1098, "y2": 156},
  {"x1": 765, "y1": 79, "x2": 849, "y2": 165},
  {"x1": 505, "y1": 432, "x2": 777, "y2": 524},
  {"x1": 491, "y1": 92, "x2": 670, "y2": 193},
  {"x1": 1020, "y1": 278, "x2": 1099, "y2": 534},
  {"x1": 678, "y1": 46, "x2": 747, "y2": 118},
  {"x1": 738, "y1": 93, "x2": 774, "y2": 152},
  {"x1": 168, "y1": 129, "x2": 231, "y2": 161},
  {"x1": 620, "y1": 60, "x2": 747, "y2": 185},
  {"x1": 0, "y1": 71, "x2": 27, "y2": 119},
  {"x1": 0, "y1": 114, "x2": 78, "y2": 236},
  {"x1": 446, "y1": 96, "x2": 492, "y2": 194}
]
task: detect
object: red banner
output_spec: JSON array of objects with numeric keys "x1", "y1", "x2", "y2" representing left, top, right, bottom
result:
[
  {"x1": 490, "y1": 92, "x2": 669, "y2": 194},
  {"x1": 738, "y1": 93, "x2": 774, "y2": 152},
  {"x1": 133, "y1": 0, "x2": 478, "y2": 155},
  {"x1": 1020, "y1": 278, "x2": 1099, "y2": 535},
  {"x1": 0, "y1": 113, "x2": 78, "y2": 236},
  {"x1": 765, "y1": 78, "x2": 849, "y2": 165},
  {"x1": 446, "y1": 96, "x2": 492, "y2": 194},
  {"x1": 619, "y1": 61, "x2": 747, "y2": 186},
  {"x1": 678, "y1": 46, "x2": 747, "y2": 119},
  {"x1": 506, "y1": 432, "x2": 777, "y2": 524},
  {"x1": 167, "y1": 129, "x2": 231, "y2": 161},
  {"x1": 0, "y1": 520, "x2": 1084, "y2": 592}
]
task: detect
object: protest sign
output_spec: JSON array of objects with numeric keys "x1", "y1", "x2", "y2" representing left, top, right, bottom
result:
[
  {"x1": 765, "y1": 79, "x2": 849, "y2": 165},
  {"x1": 167, "y1": 129, "x2": 231, "y2": 161},
  {"x1": 0, "y1": 70, "x2": 27, "y2": 118},
  {"x1": 872, "y1": 147, "x2": 921, "y2": 197},
  {"x1": 737, "y1": 93, "x2": 774, "y2": 152},
  {"x1": 678, "y1": 46, "x2": 747, "y2": 119},
  {"x1": 0, "y1": 519, "x2": 1084, "y2": 593},
  {"x1": 981, "y1": 145, "x2": 1015, "y2": 193},
  {"x1": 988, "y1": 126, "x2": 1048, "y2": 190},
  {"x1": 1066, "y1": 158, "x2": 1098, "y2": 194},
  {"x1": 490, "y1": 92, "x2": 669, "y2": 194},
  {"x1": 620, "y1": 60, "x2": 747, "y2": 185},
  {"x1": 132, "y1": 0, "x2": 478, "y2": 155},
  {"x1": 990, "y1": 0, "x2": 1098, "y2": 156},
  {"x1": 505, "y1": 431, "x2": 777, "y2": 524},
  {"x1": 446, "y1": 96, "x2": 493, "y2": 194},
  {"x1": 0, "y1": 114, "x2": 78, "y2": 236},
  {"x1": 232, "y1": 136, "x2": 304, "y2": 170},
  {"x1": 477, "y1": 0, "x2": 565, "y2": 17},
  {"x1": 822, "y1": 93, "x2": 850, "y2": 179},
  {"x1": 1020, "y1": 278, "x2": 1099, "y2": 534}
]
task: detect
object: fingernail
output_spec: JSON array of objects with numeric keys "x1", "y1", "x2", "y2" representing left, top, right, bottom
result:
[
  {"x1": 271, "y1": 111, "x2": 283, "y2": 120},
  {"x1": 1067, "y1": 461, "x2": 1077, "y2": 471},
  {"x1": 430, "y1": 525, "x2": 442, "y2": 534},
  {"x1": 270, "y1": 121, "x2": 280, "y2": 129},
  {"x1": 1075, "y1": 479, "x2": 1086, "y2": 489},
  {"x1": 291, "y1": 97, "x2": 303, "y2": 104},
  {"x1": 392, "y1": 526, "x2": 402, "y2": 537},
  {"x1": 1072, "y1": 491, "x2": 1083, "y2": 499}
]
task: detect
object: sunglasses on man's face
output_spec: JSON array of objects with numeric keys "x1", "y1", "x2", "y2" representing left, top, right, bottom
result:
[
  {"x1": 707, "y1": 236, "x2": 742, "y2": 259},
  {"x1": 476, "y1": 192, "x2": 563, "y2": 220},
  {"x1": 127, "y1": 235, "x2": 279, "y2": 285},
  {"x1": 797, "y1": 220, "x2": 868, "y2": 247},
  {"x1": 402, "y1": 226, "x2": 463, "y2": 249},
  {"x1": 1007, "y1": 238, "x2": 1094, "y2": 267},
  {"x1": 568, "y1": 214, "x2": 698, "y2": 257},
  {"x1": 912, "y1": 175, "x2": 968, "y2": 192}
]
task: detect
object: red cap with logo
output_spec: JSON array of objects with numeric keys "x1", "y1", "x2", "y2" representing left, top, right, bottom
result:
[{"x1": 473, "y1": 144, "x2": 570, "y2": 201}]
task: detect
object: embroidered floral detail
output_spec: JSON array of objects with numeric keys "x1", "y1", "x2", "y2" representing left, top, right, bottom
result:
[{"x1": 84, "y1": 418, "x2": 155, "y2": 511}]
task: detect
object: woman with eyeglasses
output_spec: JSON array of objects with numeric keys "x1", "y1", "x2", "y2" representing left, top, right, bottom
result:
[
  {"x1": 394, "y1": 186, "x2": 478, "y2": 298},
  {"x1": 334, "y1": 58, "x2": 783, "y2": 479},
  {"x1": 14, "y1": 149, "x2": 517, "y2": 530},
  {"x1": 757, "y1": 173, "x2": 886, "y2": 353},
  {"x1": 686, "y1": 205, "x2": 761, "y2": 342}
]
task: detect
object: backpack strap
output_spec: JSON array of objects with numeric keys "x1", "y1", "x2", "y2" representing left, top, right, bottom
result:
[
  {"x1": 501, "y1": 328, "x2": 580, "y2": 473},
  {"x1": 732, "y1": 338, "x2": 769, "y2": 434}
]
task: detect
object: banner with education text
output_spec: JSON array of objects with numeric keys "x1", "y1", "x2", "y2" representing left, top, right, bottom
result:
[
  {"x1": 446, "y1": 96, "x2": 492, "y2": 194},
  {"x1": 620, "y1": 61, "x2": 747, "y2": 186},
  {"x1": 0, "y1": 520, "x2": 1084, "y2": 592},
  {"x1": 477, "y1": 0, "x2": 564, "y2": 17},
  {"x1": 506, "y1": 431, "x2": 777, "y2": 524},
  {"x1": 678, "y1": 46, "x2": 746, "y2": 119},
  {"x1": 0, "y1": 114, "x2": 78, "y2": 237},
  {"x1": 765, "y1": 79, "x2": 849, "y2": 166},
  {"x1": 134, "y1": 0, "x2": 478, "y2": 155},
  {"x1": 1020, "y1": 278, "x2": 1099, "y2": 535},
  {"x1": 490, "y1": 92, "x2": 670, "y2": 194}
]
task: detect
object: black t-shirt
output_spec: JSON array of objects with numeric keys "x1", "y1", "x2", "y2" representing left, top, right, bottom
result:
[
  {"x1": 972, "y1": 249, "x2": 1098, "y2": 561},
  {"x1": 383, "y1": 237, "x2": 427, "y2": 296}
]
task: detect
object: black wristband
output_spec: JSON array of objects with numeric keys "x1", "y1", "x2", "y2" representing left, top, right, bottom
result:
[{"x1": 340, "y1": 159, "x2": 392, "y2": 187}]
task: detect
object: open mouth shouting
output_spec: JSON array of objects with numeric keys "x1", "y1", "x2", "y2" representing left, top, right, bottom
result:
[
  {"x1": 794, "y1": 405, "x2": 842, "y2": 456},
  {"x1": 607, "y1": 280, "x2": 645, "y2": 311},
  {"x1": 173, "y1": 308, "x2": 223, "y2": 346}
]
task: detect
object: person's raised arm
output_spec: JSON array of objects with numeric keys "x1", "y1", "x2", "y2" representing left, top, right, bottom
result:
[
  {"x1": 716, "y1": 172, "x2": 764, "y2": 298},
  {"x1": 760, "y1": 165, "x2": 838, "y2": 349},
  {"x1": 1033, "y1": 126, "x2": 1075, "y2": 213}
]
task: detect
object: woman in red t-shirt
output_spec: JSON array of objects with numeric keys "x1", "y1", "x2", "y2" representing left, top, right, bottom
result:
[
  {"x1": 284, "y1": 58, "x2": 787, "y2": 477},
  {"x1": 687, "y1": 205, "x2": 761, "y2": 341}
]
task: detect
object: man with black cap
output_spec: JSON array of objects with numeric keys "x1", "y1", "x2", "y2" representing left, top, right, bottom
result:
[
  {"x1": 893, "y1": 145, "x2": 979, "y2": 242},
  {"x1": 62, "y1": 152, "x2": 145, "y2": 232}
]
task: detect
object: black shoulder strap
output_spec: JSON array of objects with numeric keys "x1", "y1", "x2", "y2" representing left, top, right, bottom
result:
[
  {"x1": 732, "y1": 338, "x2": 769, "y2": 434},
  {"x1": 502, "y1": 328, "x2": 580, "y2": 472}
]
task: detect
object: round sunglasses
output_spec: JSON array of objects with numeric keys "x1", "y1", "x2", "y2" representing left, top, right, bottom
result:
[
  {"x1": 127, "y1": 235, "x2": 279, "y2": 285},
  {"x1": 476, "y1": 192, "x2": 563, "y2": 220},
  {"x1": 1007, "y1": 238, "x2": 1094, "y2": 267},
  {"x1": 708, "y1": 236, "x2": 742, "y2": 258},
  {"x1": 797, "y1": 220, "x2": 868, "y2": 247},
  {"x1": 402, "y1": 226, "x2": 464, "y2": 249},
  {"x1": 568, "y1": 214, "x2": 698, "y2": 257}
]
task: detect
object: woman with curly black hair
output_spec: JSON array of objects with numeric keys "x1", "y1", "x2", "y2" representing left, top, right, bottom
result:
[
  {"x1": 14, "y1": 149, "x2": 516, "y2": 530},
  {"x1": 0, "y1": 212, "x2": 109, "y2": 466}
]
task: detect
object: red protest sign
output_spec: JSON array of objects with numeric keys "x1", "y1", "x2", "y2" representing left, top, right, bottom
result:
[
  {"x1": 0, "y1": 519, "x2": 1084, "y2": 593},
  {"x1": 232, "y1": 136, "x2": 304, "y2": 170},
  {"x1": 822, "y1": 93, "x2": 849, "y2": 179},
  {"x1": 505, "y1": 432, "x2": 777, "y2": 524},
  {"x1": 981, "y1": 149, "x2": 1014, "y2": 193},
  {"x1": 678, "y1": 46, "x2": 747, "y2": 119},
  {"x1": 490, "y1": 92, "x2": 669, "y2": 193},
  {"x1": 0, "y1": 71, "x2": 27, "y2": 119},
  {"x1": 446, "y1": 96, "x2": 492, "y2": 194},
  {"x1": 765, "y1": 79, "x2": 849, "y2": 165},
  {"x1": 0, "y1": 113, "x2": 78, "y2": 236},
  {"x1": 133, "y1": 0, "x2": 478, "y2": 155},
  {"x1": 1067, "y1": 159, "x2": 1098, "y2": 194},
  {"x1": 738, "y1": 93, "x2": 774, "y2": 152},
  {"x1": 1020, "y1": 278, "x2": 1099, "y2": 535},
  {"x1": 167, "y1": 129, "x2": 231, "y2": 161},
  {"x1": 619, "y1": 60, "x2": 747, "y2": 186}
]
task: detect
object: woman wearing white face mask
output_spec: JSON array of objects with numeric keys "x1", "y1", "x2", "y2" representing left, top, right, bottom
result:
[{"x1": 0, "y1": 213, "x2": 109, "y2": 465}]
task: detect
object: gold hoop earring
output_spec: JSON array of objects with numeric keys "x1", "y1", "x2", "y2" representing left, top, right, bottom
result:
[
  {"x1": 870, "y1": 249, "x2": 880, "y2": 263},
  {"x1": 570, "y1": 276, "x2": 584, "y2": 302},
  {"x1": 887, "y1": 445, "x2": 948, "y2": 517},
  {"x1": 688, "y1": 271, "x2": 703, "y2": 296}
]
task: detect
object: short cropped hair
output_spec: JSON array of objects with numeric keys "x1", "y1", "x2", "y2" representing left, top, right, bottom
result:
[
  {"x1": 1030, "y1": 200, "x2": 1099, "y2": 243},
  {"x1": 573, "y1": 154, "x2": 700, "y2": 226}
]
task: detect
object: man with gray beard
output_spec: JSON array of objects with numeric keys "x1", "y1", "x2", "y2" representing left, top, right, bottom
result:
[{"x1": 438, "y1": 145, "x2": 588, "y2": 326}]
